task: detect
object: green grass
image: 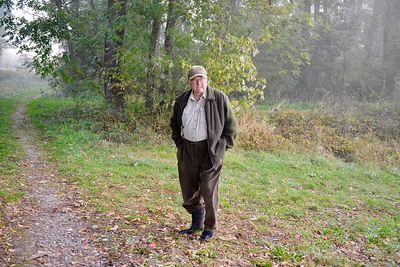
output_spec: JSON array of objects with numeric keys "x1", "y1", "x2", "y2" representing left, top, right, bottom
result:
[
  {"x1": 257, "y1": 100, "x2": 319, "y2": 112},
  {"x1": 26, "y1": 97, "x2": 400, "y2": 265},
  {"x1": 0, "y1": 98, "x2": 18, "y2": 164},
  {"x1": 0, "y1": 98, "x2": 24, "y2": 205}
]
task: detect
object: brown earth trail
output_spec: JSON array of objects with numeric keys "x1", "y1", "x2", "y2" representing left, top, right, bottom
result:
[{"x1": 4, "y1": 104, "x2": 109, "y2": 266}]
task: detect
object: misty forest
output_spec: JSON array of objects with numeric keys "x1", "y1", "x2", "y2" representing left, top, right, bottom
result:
[{"x1": 0, "y1": 0, "x2": 399, "y2": 266}]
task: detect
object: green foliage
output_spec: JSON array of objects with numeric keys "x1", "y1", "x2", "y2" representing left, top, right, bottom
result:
[
  {"x1": 1, "y1": 1, "x2": 70, "y2": 77},
  {"x1": 2, "y1": 0, "x2": 269, "y2": 113},
  {"x1": 0, "y1": 0, "x2": 106, "y2": 99},
  {"x1": 3, "y1": 0, "x2": 400, "y2": 111},
  {"x1": 27, "y1": 96, "x2": 168, "y2": 146},
  {"x1": 243, "y1": 2, "x2": 312, "y2": 99},
  {"x1": 200, "y1": 31, "x2": 265, "y2": 109},
  {"x1": 121, "y1": 0, "x2": 268, "y2": 112}
]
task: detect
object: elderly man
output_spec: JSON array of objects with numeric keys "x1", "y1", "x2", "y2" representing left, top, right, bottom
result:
[{"x1": 170, "y1": 65, "x2": 237, "y2": 241}]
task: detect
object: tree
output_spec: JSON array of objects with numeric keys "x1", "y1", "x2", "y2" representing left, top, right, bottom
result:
[
  {"x1": 1, "y1": 0, "x2": 272, "y2": 113},
  {"x1": 0, "y1": 3, "x2": 8, "y2": 56},
  {"x1": 233, "y1": 0, "x2": 311, "y2": 101},
  {"x1": 124, "y1": 0, "x2": 265, "y2": 113},
  {"x1": 0, "y1": 1, "x2": 70, "y2": 76},
  {"x1": 103, "y1": 0, "x2": 127, "y2": 112},
  {"x1": 145, "y1": 0, "x2": 163, "y2": 112},
  {"x1": 381, "y1": 0, "x2": 400, "y2": 96}
]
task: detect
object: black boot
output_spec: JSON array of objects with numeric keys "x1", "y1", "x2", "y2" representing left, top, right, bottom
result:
[
  {"x1": 199, "y1": 230, "x2": 214, "y2": 241},
  {"x1": 179, "y1": 208, "x2": 204, "y2": 235}
]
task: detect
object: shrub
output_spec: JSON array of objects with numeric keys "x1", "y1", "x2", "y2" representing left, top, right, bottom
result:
[
  {"x1": 237, "y1": 112, "x2": 286, "y2": 152},
  {"x1": 236, "y1": 104, "x2": 400, "y2": 167}
]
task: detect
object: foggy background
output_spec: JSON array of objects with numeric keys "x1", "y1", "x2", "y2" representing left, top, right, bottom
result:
[{"x1": 0, "y1": 48, "x2": 29, "y2": 70}]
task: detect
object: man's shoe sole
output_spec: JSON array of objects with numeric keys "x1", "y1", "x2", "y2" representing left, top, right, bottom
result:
[
  {"x1": 199, "y1": 230, "x2": 214, "y2": 241},
  {"x1": 179, "y1": 227, "x2": 203, "y2": 235}
]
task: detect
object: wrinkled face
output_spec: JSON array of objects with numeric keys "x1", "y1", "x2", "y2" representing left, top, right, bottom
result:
[{"x1": 188, "y1": 76, "x2": 208, "y2": 98}]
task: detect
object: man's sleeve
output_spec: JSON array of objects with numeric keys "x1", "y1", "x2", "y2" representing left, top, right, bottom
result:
[
  {"x1": 223, "y1": 96, "x2": 237, "y2": 149},
  {"x1": 170, "y1": 101, "x2": 184, "y2": 147}
]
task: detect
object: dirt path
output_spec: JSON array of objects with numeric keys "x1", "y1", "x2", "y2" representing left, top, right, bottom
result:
[{"x1": 6, "y1": 104, "x2": 108, "y2": 266}]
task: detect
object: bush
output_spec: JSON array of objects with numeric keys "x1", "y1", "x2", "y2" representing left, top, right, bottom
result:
[
  {"x1": 236, "y1": 104, "x2": 400, "y2": 167},
  {"x1": 237, "y1": 112, "x2": 286, "y2": 151},
  {"x1": 325, "y1": 101, "x2": 400, "y2": 142}
]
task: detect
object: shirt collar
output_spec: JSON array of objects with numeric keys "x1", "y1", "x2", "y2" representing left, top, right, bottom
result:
[{"x1": 190, "y1": 90, "x2": 207, "y2": 101}]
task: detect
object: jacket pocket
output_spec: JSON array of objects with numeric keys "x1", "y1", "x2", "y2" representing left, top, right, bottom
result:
[{"x1": 215, "y1": 138, "x2": 227, "y2": 166}]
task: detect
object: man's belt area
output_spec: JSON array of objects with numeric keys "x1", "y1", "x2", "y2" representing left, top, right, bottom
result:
[{"x1": 183, "y1": 138, "x2": 207, "y2": 145}]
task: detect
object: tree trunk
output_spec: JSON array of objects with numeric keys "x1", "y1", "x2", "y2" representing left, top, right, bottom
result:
[
  {"x1": 364, "y1": 0, "x2": 379, "y2": 63},
  {"x1": 68, "y1": 0, "x2": 80, "y2": 59},
  {"x1": 296, "y1": 0, "x2": 312, "y2": 101},
  {"x1": 103, "y1": 0, "x2": 127, "y2": 112},
  {"x1": 146, "y1": 4, "x2": 162, "y2": 113},
  {"x1": 303, "y1": 0, "x2": 311, "y2": 13},
  {"x1": 89, "y1": 0, "x2": 96, "y2": 10},
  {"x1": 103, "y1": 33, "x2": 114, "y2": 104},
  {"x1": 157, "y1": 0, "x2": 178, "y2": 111},
  {"x1": 164, "y1": 0, "x2": 176, "y2": 56},
  {"x1": 88, "y1": 0, "x2": 101, "y2": 47},
  {"x1": 382, "y1": 0, "x2": 396, "y2": 95},
  {"x1": 314, "y1": 0, "x2": 321, "y2": 21}
]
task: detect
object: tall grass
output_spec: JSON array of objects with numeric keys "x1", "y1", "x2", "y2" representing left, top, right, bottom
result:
[{"x1": 238, "y1": 102, "x2": 400, "y2": 167}]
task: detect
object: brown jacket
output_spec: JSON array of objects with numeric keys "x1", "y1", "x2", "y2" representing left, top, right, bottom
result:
[{"x1": 170, "y1": 86, "x2": 237, "y2": 168}]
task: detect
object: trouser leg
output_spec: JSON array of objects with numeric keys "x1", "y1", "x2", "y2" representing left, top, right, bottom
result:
[
  {"x1": 177, "y1": 141, "x2": 204, "y2": 213},
  {"x1": 178, "y1": 139, "x2": 222, "y2": 232},
  {"x1": 200, "y1": 164, "x2": 222, "y2": 231}
]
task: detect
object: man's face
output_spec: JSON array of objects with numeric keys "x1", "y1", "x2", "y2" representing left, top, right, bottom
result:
[{"x1": 188, "y1": 76, "x2": 208, "y2": 97}]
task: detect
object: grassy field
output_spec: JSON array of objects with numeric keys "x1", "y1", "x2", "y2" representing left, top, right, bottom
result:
[{"x1": 23, "y1": 97, "x2": 400, "y2": 266}]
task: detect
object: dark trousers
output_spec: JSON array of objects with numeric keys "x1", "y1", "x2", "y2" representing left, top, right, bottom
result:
[{"x1": 177, "y1": 139, "x2": 222, "y2": 231}]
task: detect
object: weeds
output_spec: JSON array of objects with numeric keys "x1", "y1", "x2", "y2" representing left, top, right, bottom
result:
[
  {"x1": 270, "y1": 245, "x2": 289, "y2": 261},
  {"x1": 238, "y1": 102, "x2": 400, "y2": 166}
]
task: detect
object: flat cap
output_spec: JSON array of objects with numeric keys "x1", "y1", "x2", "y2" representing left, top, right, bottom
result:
[{"x1": 188, "y1": 65, "x2": 207, "y2": 80}]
